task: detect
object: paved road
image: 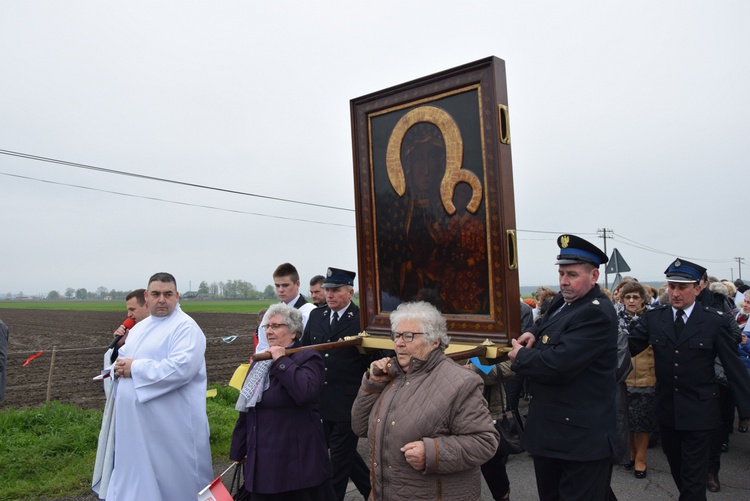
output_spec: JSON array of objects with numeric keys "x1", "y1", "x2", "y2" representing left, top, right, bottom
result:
[{"x1": 346, "y1": 404, "x2": 750, "y2": 500}]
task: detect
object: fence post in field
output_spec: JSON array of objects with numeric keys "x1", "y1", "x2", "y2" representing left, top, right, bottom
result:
[{"x1": 46, "y1": 346, "x2": 57, "y2": 404}]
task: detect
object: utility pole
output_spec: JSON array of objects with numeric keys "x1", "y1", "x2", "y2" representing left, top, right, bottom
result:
[
  {"x1": 736, "y1": 257, "x2": 745, "y2": 280},
  {"x1": 598, "y1": 228, "x2": 614, "y2": 289}
]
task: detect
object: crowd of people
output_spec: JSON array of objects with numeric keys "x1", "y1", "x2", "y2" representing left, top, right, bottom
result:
[{"x1": 10, "y1": 235, "x2": 737, "y2": 501}]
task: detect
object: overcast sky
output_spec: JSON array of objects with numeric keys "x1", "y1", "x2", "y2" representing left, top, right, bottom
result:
[{"x1": 1, "y1": 1, "x2": 748, "y2": 297}]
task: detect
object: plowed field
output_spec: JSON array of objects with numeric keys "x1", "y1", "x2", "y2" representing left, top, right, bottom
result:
[{"x1": 0, "y1": 308, "x2": 257, "y2": 410}]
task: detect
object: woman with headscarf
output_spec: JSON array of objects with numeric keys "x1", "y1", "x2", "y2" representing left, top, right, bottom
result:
[
  {"x1": 230, "y1": 303, "x2": 334, "y2": 500},
  {"x1": 351, "y1": 301, "x2": 499, "y2": 500}
]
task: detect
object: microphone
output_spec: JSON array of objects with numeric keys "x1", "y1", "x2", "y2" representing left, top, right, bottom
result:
[{"x1": 108, "y1": 317, "x2": 136, "y2": 350}]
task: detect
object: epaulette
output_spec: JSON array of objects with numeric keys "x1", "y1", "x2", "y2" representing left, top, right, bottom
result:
[{"x1": 703, "y1": 305, "x2": 724, "y2": 316}]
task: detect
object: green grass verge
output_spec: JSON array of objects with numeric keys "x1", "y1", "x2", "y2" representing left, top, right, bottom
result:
[
  {"x1": 0, "y1": 384, "x2": 240, "y2": 500},
  {"x1": 0, "y1": 300, "x2": 273, "y2": 314}
]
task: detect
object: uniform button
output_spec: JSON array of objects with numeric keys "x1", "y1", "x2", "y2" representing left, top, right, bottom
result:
[
  {"x1": 675, "y1": 350, "x2": 679, "y2": 354},
  {"x1": 374, "y1": 462, "x2": 377, "y2": 467},
  {"x1": 699, "y1": 343, "x2": 704, "y2": 346},
  {"x1": 325, "y1": 353, "x2": 329, "y2": 357},
  {"x1": 377, "y1": 418, "x2": 381, "y2": 422},
  {"x1": 325, "y1": 367, "x2": 328, "y2": 371},
  {"x1": 675, "y1": 388, "x2": 679, "y2": 392},
  {"x1": 565, "y1": 417, "x2": 570, "y2": 421},
  {"x1": 279, "y1": 364, "x2": 286, "y2": 370},
  {"x1": 674, "y1": 363, "x2": 679, "y2": 367},
  {"x1": 405, "y1": 381, "x2": 410, "y2": 385},
  {"x1": 324, "y1": 381, "x2": 328, "y2": 385},
  {"x1": 392, "y1": 421, "x2": 396, "y2": 425}
]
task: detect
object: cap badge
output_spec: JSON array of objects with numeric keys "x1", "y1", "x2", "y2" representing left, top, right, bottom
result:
[
  {"x1": 326, "y1": 268, "x2": 333, "y2": 277},
  {"x1": 593, "y1": 300, "x2": 600, "y2": 305},
  {"x1": 674, "y1": 259, "x2": 681, "y2": 268},
  {"x1": 560, "y1": 235, "x2": 570, "y2": 248},
  {"x1": 542, "y1": 335, "x2": 549, "y2": 344}
]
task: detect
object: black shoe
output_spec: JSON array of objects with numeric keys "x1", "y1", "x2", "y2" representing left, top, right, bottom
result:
[
  {"x1": 624, "y1": 460, "x2": 634, "y2": 470},
  {"x1": 721, "y1": 442, "x2": 729, "y2": 453},
  {"x1": 634, "y1": 469, "x2": 647, "y2": 479},
  {"x1": 739, "y1": 419, "x2": 748, "y2": 433},
  {"x1": 707, "y1": 472, "x2": 721, "y2": 492}
]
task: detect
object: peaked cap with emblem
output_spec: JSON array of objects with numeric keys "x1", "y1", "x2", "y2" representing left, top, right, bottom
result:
[
  {"x1": 555, "y1": 234, "x2": 608, "y2": 266},
  {"x1": 321, "y1": 267, "x2": 356, "y2": 288},
  {"x1": 664, "y1": 258, "x2": 706, "y2": 283}
]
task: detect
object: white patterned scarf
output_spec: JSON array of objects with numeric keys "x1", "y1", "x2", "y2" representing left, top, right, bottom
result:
[{"x1": 235, "y1": 360, "x2": 272, "y2": 411}]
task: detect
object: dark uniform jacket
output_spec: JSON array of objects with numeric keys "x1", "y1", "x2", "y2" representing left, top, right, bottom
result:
[
  {"x1": 302, "y1": 303, "x2": 368, "y2": 422},
  {"x1": 629, "y1": 303, "x2": 750, "y2": 430},
  {"x1": 511, "y1": 285, "x2": 618, "y2": 461}
]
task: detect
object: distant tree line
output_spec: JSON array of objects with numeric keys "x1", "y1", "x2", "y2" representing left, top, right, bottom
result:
[
  {"x1": 34, "y1": 279, "x2": 277, "y2": 301},
  {"x1": 195, "y1": 280, "x2": 275, "y2": 300}
]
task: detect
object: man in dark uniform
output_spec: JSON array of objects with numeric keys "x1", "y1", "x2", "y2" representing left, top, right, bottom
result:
[
  {"x1": 695, "y1": 272, "x2": 743, "y2": 492},
  {"x1": 629, "y1": 258, "x2": 750, "y2": 500},
  {"x1": 302, "y1": 267, "x2": 370, "y2": 500},
  {"x1": 508, "y1": 234, "x2": 618, "y2": 500}
]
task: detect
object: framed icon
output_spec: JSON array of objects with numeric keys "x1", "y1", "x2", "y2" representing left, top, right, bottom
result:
[{"x1": 351, "y1": 56, "x2": 520, "y2": 344}]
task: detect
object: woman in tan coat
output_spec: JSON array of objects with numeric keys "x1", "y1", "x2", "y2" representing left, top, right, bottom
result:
[
  {"x1": 351, "y1": 301, "x2": 499, "y2": 500},
  {"x1": 621, "y1": 281, "x2": 656, "y2": 479}
]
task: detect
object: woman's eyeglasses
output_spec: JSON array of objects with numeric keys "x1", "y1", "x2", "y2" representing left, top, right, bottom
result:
[
  {"x1": 390, "y1": 331, "x2": 424, "y2": 342},
  {"x1": 262, "y1": 323, "x2": 287, "y2": 331}
]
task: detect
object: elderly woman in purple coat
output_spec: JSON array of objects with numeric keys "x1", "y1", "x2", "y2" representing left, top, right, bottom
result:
[{"x1": 230, "y1": 303, "x2": 334, "y2": 500}]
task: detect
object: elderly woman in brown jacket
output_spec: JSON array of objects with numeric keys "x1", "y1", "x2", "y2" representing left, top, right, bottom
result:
[{"x1": 351, "y1": 301, "x2": 499, "y2": 501}]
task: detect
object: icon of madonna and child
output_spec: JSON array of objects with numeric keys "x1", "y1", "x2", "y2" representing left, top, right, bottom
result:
[{"x1": 374, "y1": 103, "x2": 490, "y2": 316}]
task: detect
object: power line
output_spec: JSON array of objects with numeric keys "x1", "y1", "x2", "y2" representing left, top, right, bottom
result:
[
  {"x1": 515, "y1": 229, "x2": 738, "y2": 268},
  {"x1": 516, "y1": 229, "x2": 598, "y2": 236},
  {"x1": 0, "y1": 148, "x2": 354, "y2": 212},
  {"x1": 0, "y1": 147, "x2": 741, "y2": 266},
  {"x1": 612, "y1": 232, "x2": 732, "y2": 264},
  {"x1": 0, "y1": 172, "x2": 355, "y2": 228}
]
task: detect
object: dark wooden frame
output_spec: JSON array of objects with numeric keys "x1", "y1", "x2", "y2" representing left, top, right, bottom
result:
[{"x1": 350, "y1": 57, "x2": 520, "y2": 345}]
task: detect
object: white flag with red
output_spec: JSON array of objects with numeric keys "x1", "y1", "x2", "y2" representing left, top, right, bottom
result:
[{"x1": 197, "y1": 464, "x2": 235, "y2": 501}]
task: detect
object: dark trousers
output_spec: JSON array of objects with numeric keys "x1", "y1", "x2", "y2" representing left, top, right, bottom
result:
[
  {"x1": 481, "y1": 449, "x2": 510, "y2": 500},
  {"x1": 660, "y1": 426, "x2": 711, "y2": 501},
  {"x1": 532, "y1": 455, "x2": 611, "y2": 501},
  {"x1": 708, "y1": 384, "x2": 735, "y2": 474},
  {"x1": 324, "y1": 420, "x2": 370, "y2": 501}
]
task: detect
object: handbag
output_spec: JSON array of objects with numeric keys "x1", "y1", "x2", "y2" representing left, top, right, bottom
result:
[
  {"x1": 229, "y1": 462, "x2": 251, "y2": 501},
  {"x1": 488, "y1": 369, "x2": 525, "y2": 455}
]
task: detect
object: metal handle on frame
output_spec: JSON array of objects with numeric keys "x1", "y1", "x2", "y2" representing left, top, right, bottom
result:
[
  {"x1": 498, "y1": 104, "x2": 511, "y2": 145},
  {"x1": 506, "y1": 229, "x2": 518, "y2": 270}
]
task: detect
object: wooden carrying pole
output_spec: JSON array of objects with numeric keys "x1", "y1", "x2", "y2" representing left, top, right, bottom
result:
[
  {"x1": 251, "y1": 337, "x2": 364, "y2": 362},
  {"x1": 371, "y1": 345, "x2": 487, "y2": 376}
]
